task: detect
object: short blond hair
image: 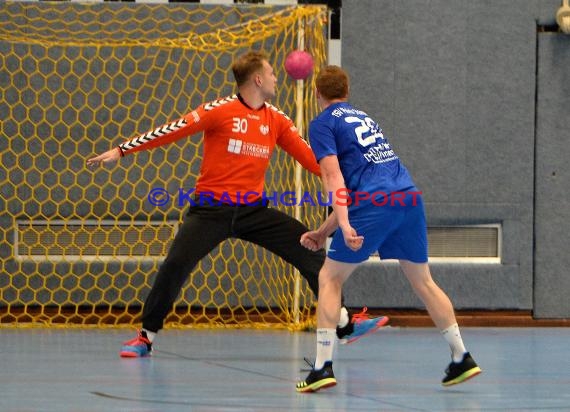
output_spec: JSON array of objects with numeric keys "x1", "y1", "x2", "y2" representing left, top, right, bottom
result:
[{"x1": 231, "y1": 50, "x2": 268, "y2": 87}]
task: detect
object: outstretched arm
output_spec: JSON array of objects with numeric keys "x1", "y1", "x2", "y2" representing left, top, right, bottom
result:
[{"x1": 86, "y1": 110, "x2": 208, "y2": 168}]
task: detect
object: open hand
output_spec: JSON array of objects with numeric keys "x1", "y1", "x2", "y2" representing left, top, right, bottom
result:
[{"x1": 87, "y1": 147, "x2": 121, "y2": 168}]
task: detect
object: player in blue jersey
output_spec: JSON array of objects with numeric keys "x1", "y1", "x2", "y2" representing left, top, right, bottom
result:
[{"x1": 295, "y1": 66, "x2": 481, "y2": 393}]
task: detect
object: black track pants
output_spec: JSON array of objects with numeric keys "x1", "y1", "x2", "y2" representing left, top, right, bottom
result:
[{"x1": 141, "y1": 204, "x2": 326, "y2": 332}]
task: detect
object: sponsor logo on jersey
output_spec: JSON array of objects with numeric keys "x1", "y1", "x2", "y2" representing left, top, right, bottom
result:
[
  {"x1": 227, "y1": 139, "x2": 270, "y2": 158},
  {"x1": 227, "y1": 138, "x2": 243, "y2": 154},
  {"x1": 363, "y1": 143, "x2": 398, "y2": 164}
]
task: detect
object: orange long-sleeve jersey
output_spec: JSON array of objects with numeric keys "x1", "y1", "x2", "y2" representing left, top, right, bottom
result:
[{"x1": 118, "y1": 94, "x2": 320, "y2": 203}]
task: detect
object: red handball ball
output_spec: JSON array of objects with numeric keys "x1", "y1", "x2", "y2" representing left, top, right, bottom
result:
[{"x1": 284, "y1": 50, "x2": 314, "y2": 80}]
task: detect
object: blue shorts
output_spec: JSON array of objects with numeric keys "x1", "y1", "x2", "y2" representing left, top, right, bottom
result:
[{"x1": 328, "y1": 191, "x2": 428, "y2": 264}]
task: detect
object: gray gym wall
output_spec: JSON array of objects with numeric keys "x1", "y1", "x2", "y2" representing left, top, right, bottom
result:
[{"x1": 341, "y1": 0, "x2": 570, "y2": 318}]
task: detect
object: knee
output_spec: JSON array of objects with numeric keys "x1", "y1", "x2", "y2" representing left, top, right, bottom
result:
[
  {"x1": 157, "y1": 259, "x2": 193, "y2": 282},
  {"x1": 318, "y1": 270, "x2": 343, "y2": 291},
  {"x1": 409, "y1": 275, "x2": 437, "y2": 296}
]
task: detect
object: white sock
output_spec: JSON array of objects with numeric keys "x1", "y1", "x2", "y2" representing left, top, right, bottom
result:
[
  {"x1": 314, "y1": 328, "x2": 336, "y2": 370},
  {"x1": 142, "y1": 329, "x2": 157, "y2": 343},
  {"x1": 441, "y1": 323, "x2": 467, "y2": 362},
  {"x1": 338, "y1": 306, "x2": 350, "y2": 328}
]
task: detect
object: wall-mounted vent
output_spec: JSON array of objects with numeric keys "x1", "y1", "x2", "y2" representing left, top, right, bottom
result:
[{"x1": 15, "y1": 220, "x2": 178, "y2": 261}]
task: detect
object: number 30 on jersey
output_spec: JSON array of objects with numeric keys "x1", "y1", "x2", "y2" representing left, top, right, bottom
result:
[{"x1": 232, "y1": 117, "x2": 248, "y2": 134}]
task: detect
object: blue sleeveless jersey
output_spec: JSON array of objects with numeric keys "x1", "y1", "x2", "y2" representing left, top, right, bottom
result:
[{"x1": 309, "y1": 102, "x2": 416, "y2": 204}]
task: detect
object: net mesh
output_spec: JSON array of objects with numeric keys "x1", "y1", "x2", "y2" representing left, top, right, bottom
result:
[{"x1": 0, "y1": 2, "x2": 328, "y2": 329}]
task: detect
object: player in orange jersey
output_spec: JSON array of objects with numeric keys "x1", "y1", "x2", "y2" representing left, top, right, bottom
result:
[{"x1": 87, "y1": 51, "x2": 388, "y2": 357}]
